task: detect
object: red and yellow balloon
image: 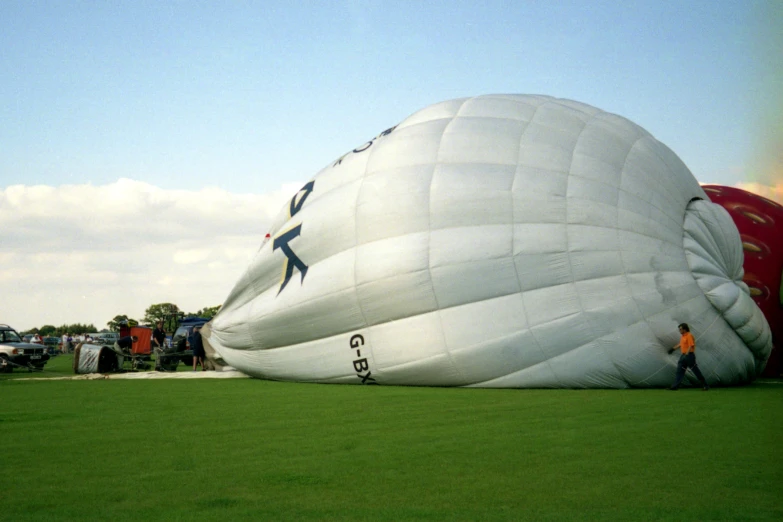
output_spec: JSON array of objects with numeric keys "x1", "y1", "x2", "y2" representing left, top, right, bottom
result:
[{"x1": 703, "y1": 185, "x2": 783, "y2": 377}]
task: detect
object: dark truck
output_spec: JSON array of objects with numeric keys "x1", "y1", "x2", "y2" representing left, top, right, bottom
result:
[
  {"x1": 156, "y1": 317, "x2": 209, "y2": 371},
  {"x1": 0, "y1": 324, "x2": 50, "y2": 372}
]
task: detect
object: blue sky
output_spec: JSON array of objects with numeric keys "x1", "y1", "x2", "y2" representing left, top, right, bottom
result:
[
  {"x1": 1, "y1": 1, "x2": 778, "y2": 193},
  {"x1": 0, "y1": 1, "x2": 781, "y2": 331}
]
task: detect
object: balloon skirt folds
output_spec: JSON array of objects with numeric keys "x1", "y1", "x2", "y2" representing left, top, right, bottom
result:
[{"x1": 204, "y1": 94, "x2": 772, "y2": 388}]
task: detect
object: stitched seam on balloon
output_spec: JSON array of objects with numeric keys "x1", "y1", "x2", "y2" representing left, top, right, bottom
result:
[
  {"x1": 707, "y1": 205, "x2": 742, "y2": 279},
  {"x1": 352, "y1": 144, "x2": 373, "y2": 333},
  {"x1": 614, "y1": 137, "x2": 689, "y2": 230},
  {"x1": 620, "y1": 186, "x2": 684, "y2": 232},
  {"x1": 510, "y1": 102, "x2": 550, "y2": 370},
  {"x1": 347, "y1": 174, "x2": 683, "y2": 250},
  {"x1": 618, "y1": 130, "x2": 697, "y2": 214},
  {"x1": 687, "y1": 206, "x2": 728, "y2": 272},
  {"x1": 617, "y1": 137, "x2": 680, "y2": 377},
  {"x1": 561, "y1": 112, "x2": 602, "y2": 384},
  {"x1": 471, "y1": 335, "x2": 625, "y2": 388},
  {"x1": 375, "y1": 352, "x2": 457, "y2": 377},
  {"x1": 231, "y1": 262, "x2": 695, "y2": 347},
  {"x1": 353, "y1": 269, "x2": 692, "y2": 313},
  {"x1": 431, "y1": 101, "x2": 466, "y2": 382},
  {"x1": 638, "y1": 363, "x2": 677, "y2": 387},
  {"x1": 511, "y1": 102, "x2": 529, "y2": 286},
  {"x1": 736, "y1": 317, "x2": 767, "y2": 348},
  {"x1": 470, "y1": 357, "x2": 559, "y2": 387},
  {"x1": 351, "y1": 221, "x2": 683, "y2": 253},
  {"x1": 723, "y1": 294, "x2": 757, "y2": 332},
  {"x1": 566, "y1": 134, "x2": 652, "y2": 202}
]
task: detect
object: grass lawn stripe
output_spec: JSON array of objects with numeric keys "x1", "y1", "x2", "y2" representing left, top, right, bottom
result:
[{"x1": 1, "y1": 357, "x2": 780, "y2": 521}]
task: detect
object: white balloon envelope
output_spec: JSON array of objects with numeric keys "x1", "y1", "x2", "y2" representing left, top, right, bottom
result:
[{"x1": 204, "y1": 94, "x2": 772, "y2": 388}]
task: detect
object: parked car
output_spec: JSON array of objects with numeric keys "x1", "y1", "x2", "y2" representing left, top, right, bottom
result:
[
  {"x1": 43, "y1": 337, "x2": 60, "y2": 355},
  {"x1": 0, "y1": 324, "x2": 50, "y2": 372},
  {"x1": 89, "y1": 332, "x2": 120, "y2": 346},
  {"x1": 157, "y1": 317, "x2": 209, "y2": 370}
]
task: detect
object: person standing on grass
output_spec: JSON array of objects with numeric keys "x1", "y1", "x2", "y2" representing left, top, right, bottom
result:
[
  {"x1": 190, "y1": 325, "x2": 205, "y2": 371},
  {"x1": 668, "y1": 323, "x2": 709, "y2": 391},
  {"x1": 152, "y1": 321, "x2": 166, "y2": 364}
]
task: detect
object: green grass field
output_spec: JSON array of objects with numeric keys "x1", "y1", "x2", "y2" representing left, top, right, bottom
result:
[{"x1": 1, "y1": 356, "x2": 781, "y2": 521}]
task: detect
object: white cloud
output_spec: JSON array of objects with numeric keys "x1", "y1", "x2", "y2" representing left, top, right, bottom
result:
[
  {"x1": 0, "y1": 179, "x2": 298, "y2": 331},
  {"x1": 173, "y1": 248, "x2": 212, "y2": 265},
  {"x1": 734, "y1": 181, "x2": 783, "y2": 205}
]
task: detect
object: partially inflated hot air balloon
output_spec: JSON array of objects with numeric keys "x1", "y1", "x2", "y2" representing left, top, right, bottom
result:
[
  {"x1": 203, "y1": 94, "x2": 772, "y2": 388},
  {"x1": 702, "y1": 185, "x2": 782, "y2": 377}
]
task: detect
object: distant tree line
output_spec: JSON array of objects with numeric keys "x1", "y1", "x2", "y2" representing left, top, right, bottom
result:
[
  {"x1": 21, "y1": 303, "x2": 222, "y2": 336},
  {"x1": 21, "y1": 323, "x2": 99, "y2": 337}
]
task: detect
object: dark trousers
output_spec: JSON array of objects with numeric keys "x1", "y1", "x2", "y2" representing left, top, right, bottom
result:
[{"x1": 672, "y1": 352, "x2": 708, "y2": 388}]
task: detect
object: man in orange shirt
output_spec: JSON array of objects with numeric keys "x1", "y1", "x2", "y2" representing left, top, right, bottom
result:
[{"x1": 668, "y1": 323, "x2": 709, "y2": 390}]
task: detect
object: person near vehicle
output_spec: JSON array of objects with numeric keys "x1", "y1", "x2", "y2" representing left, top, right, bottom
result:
[
  {"x1": 152, "y1": 321, "x2": 166, "y2": 367},
  {"x1": 31, "y1": 333, "x2": 43, "y2": 344},
  {"x1": 152, "y1": 321, "x2": 166, "y2": 350},
  {"x1": 668, "y1": 323, "x2": 709, "y2": 390},
  {"x1": 189, "y1": 325, "x2": 205, "y2": 371},
  {"x1": 114, "y1": 335, "x2": 138, "y2": 354}
]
